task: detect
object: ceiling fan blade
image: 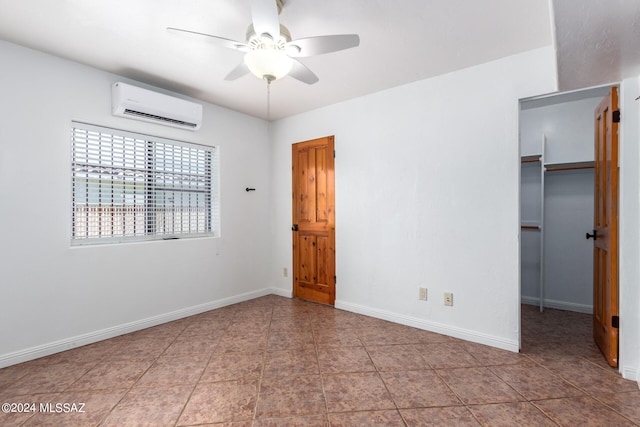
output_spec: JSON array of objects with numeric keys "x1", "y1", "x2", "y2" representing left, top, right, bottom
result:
[
  {"x1": 251, "y1": 0, "x2": 280, "y2": 39},
  {"x1": 286, "y1": 34, "x2": 360, "y2": 57},
  {"x1": 224, "y1": 62, "x2": 250, "y2": 81},
  {"x1": 288, "y1": 59, "x2": 319, "y2": 85},
  {"x1": 167, "y1": 27, "x2": 249, "y2": 52}
]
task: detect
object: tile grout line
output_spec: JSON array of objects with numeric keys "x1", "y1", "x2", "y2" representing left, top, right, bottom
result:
[
  {"x1": 310, "y1": 308, "x2": 331, "y2": 423},
  {"x1": 250, "y1": 303, "x2": 275, "y2": 425},
  {"x1": 589, "y1": 392, "x2": 640, "y2": 426},
  {"x1": 94, "y1": 323, "x2": 190, "y2": 426},
  {"x1": 170, "y1": 312, "x2": 235, "y2": 427},
  {"x1": 358, "y1": 326, "x2": 410, "y2": 425}
]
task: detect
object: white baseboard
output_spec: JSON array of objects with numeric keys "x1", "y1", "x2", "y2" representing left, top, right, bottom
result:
[
  {"x1": 622, "y1": 366, "x2": 639, "y2": 382},
  {"x1": 0, "y1": 288, "x2": 278, "y2": 369},
  {"x1": 521, "y1": 296, "x2": 593, "y2": 314},
  {"x1": 335, "y1": 300, "x2": 519, "y2": 352},
  {"x1": 268, "y1": 286, "x2": 292, "y2": 298}
]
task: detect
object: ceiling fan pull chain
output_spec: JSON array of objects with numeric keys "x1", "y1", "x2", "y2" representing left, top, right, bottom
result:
[{"x1": 266, "y1": 78, "x2": 271, "y2": 121}]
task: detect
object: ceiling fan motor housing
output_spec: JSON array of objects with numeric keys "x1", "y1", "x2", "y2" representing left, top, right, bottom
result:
[{"x1": 246, "y1": 24, "x2": 291, "y2": 47}]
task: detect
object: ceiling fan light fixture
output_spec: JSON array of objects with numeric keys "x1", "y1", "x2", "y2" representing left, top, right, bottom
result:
[{"x1": 244, "y1": 47, "x2": 293, "y2": 82}]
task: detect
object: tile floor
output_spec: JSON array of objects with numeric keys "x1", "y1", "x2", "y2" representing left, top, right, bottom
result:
[{"x1": 0, "y1": 296, "x2": 639, "y2": 426}]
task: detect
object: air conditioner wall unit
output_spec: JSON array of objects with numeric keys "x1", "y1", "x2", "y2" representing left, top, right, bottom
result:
[{"x1": 111, "y1": 82, "x2": 203, "y2": 131}]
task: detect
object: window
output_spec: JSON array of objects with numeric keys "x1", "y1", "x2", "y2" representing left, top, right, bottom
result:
[{"x1": 71, "y1": 122, "x2": 218, "y2": 244}]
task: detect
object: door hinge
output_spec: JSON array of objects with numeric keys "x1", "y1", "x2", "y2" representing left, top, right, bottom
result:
[
  {"x1": 613, "y1": 110, "x2": 621, "y2": 123},
  {"x1": 333, "y1": 149, "x2": 335, "y2": 158},
  {"x1": 612, "y1": 315, "x2": 619, "y2": 328},
  {"x1": 334, "y1": 275, "x2": 336, "y2": 284}
]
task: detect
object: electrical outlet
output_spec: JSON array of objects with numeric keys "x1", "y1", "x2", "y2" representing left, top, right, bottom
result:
[
  {"x1": 444, "y1": 292, "x2": 453, "y2": 306},
  {"x1": 283, "y1": 267, "x2": 288, "y2": 277},
  {"x1": 419, "y1": 287, "x2": 427, "y2": 301}
]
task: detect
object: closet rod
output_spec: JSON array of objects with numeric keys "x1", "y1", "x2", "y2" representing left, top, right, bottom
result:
[{"x1": 546, "y1": 164, "x2": 594, "y2": 172}]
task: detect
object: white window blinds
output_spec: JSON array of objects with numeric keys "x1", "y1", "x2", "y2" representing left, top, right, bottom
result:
[{"x1": 71, "y1": 122, "x2": 218, "y2": 244}]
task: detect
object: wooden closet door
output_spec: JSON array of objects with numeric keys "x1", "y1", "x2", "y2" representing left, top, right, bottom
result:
[
  {"x1": 291, "y1": 136, "x2": 335, "y2": 305},
  {"x1": 592, "y1": 87, "x2": 619, "y2": 367}
]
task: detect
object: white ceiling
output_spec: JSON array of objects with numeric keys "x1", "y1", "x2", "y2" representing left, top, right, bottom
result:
[
  {"x1": 552, "y1": 0, "x2": 640, "y2": 92},
  {"x1": 0, "y1": 0, "x2": 638, "y2": 120}
]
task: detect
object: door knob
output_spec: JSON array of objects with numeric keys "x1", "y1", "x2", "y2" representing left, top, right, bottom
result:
[{"x1": 586, "y1": 229, "x2": 597, "y2": 240}]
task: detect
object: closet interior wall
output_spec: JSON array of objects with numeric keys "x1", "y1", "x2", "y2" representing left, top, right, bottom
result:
[{"x1": 520, "y1": 88, "x2": 609, "y2": 314}]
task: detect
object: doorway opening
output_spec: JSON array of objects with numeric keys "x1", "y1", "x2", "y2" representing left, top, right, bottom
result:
[{"x1": 519, "y1": 85, "x2": 619, "y2": 369}]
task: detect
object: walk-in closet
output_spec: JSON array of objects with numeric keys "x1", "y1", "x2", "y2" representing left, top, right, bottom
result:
[{"x1": 520, "y1": 86, "x2": 611, "y2": 314}]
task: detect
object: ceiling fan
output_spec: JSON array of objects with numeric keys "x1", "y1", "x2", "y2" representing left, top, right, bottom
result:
[{"x1": 167, "y1": 0, "x2": 360, "y2": 85}]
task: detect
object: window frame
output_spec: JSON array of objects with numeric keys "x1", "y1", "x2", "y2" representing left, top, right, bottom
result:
[{"x1": 70, "y1": 121, "x2": 219, "y2": 246}]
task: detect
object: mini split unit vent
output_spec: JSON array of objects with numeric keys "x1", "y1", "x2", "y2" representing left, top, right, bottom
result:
[{"x1": 111, "y1": 82, "x2": 203, "y2": 131}]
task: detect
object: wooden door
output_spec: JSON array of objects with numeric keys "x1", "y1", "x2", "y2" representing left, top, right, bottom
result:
[
  {"x1": 592, "y1": 87, "x2": 619, "y2": 367},
  {"x1": 292, "y1": 136, "x2": 335, "y2": 305}
]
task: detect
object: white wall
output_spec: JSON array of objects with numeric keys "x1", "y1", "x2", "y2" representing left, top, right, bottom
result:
[
  {"x1": 619, "y1": 76, "x2": 640, "y2": 381},
  {"x1": 269, "y1": 47, "x2": 557, "y2": 351},
  {"x1": 543, "y1": 169, "x2": 594, "y2": 308},
  {"x1": 0, "y1": 40, "x2": 272, "y2": 367},
  {"x1": 521, "y1": 97, "x2": 603, "y2": 163}
]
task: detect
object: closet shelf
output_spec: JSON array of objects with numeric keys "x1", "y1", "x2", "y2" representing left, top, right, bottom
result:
[
  {"x1": 545, "y1": 161, "x2": 595, "y2": 172},
  {"x1": 521, "y1": 154, "x2": 542, "y2": 163},
  {"x1": 521, "y1": 224, "x2": 541, "y2": 230}
]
